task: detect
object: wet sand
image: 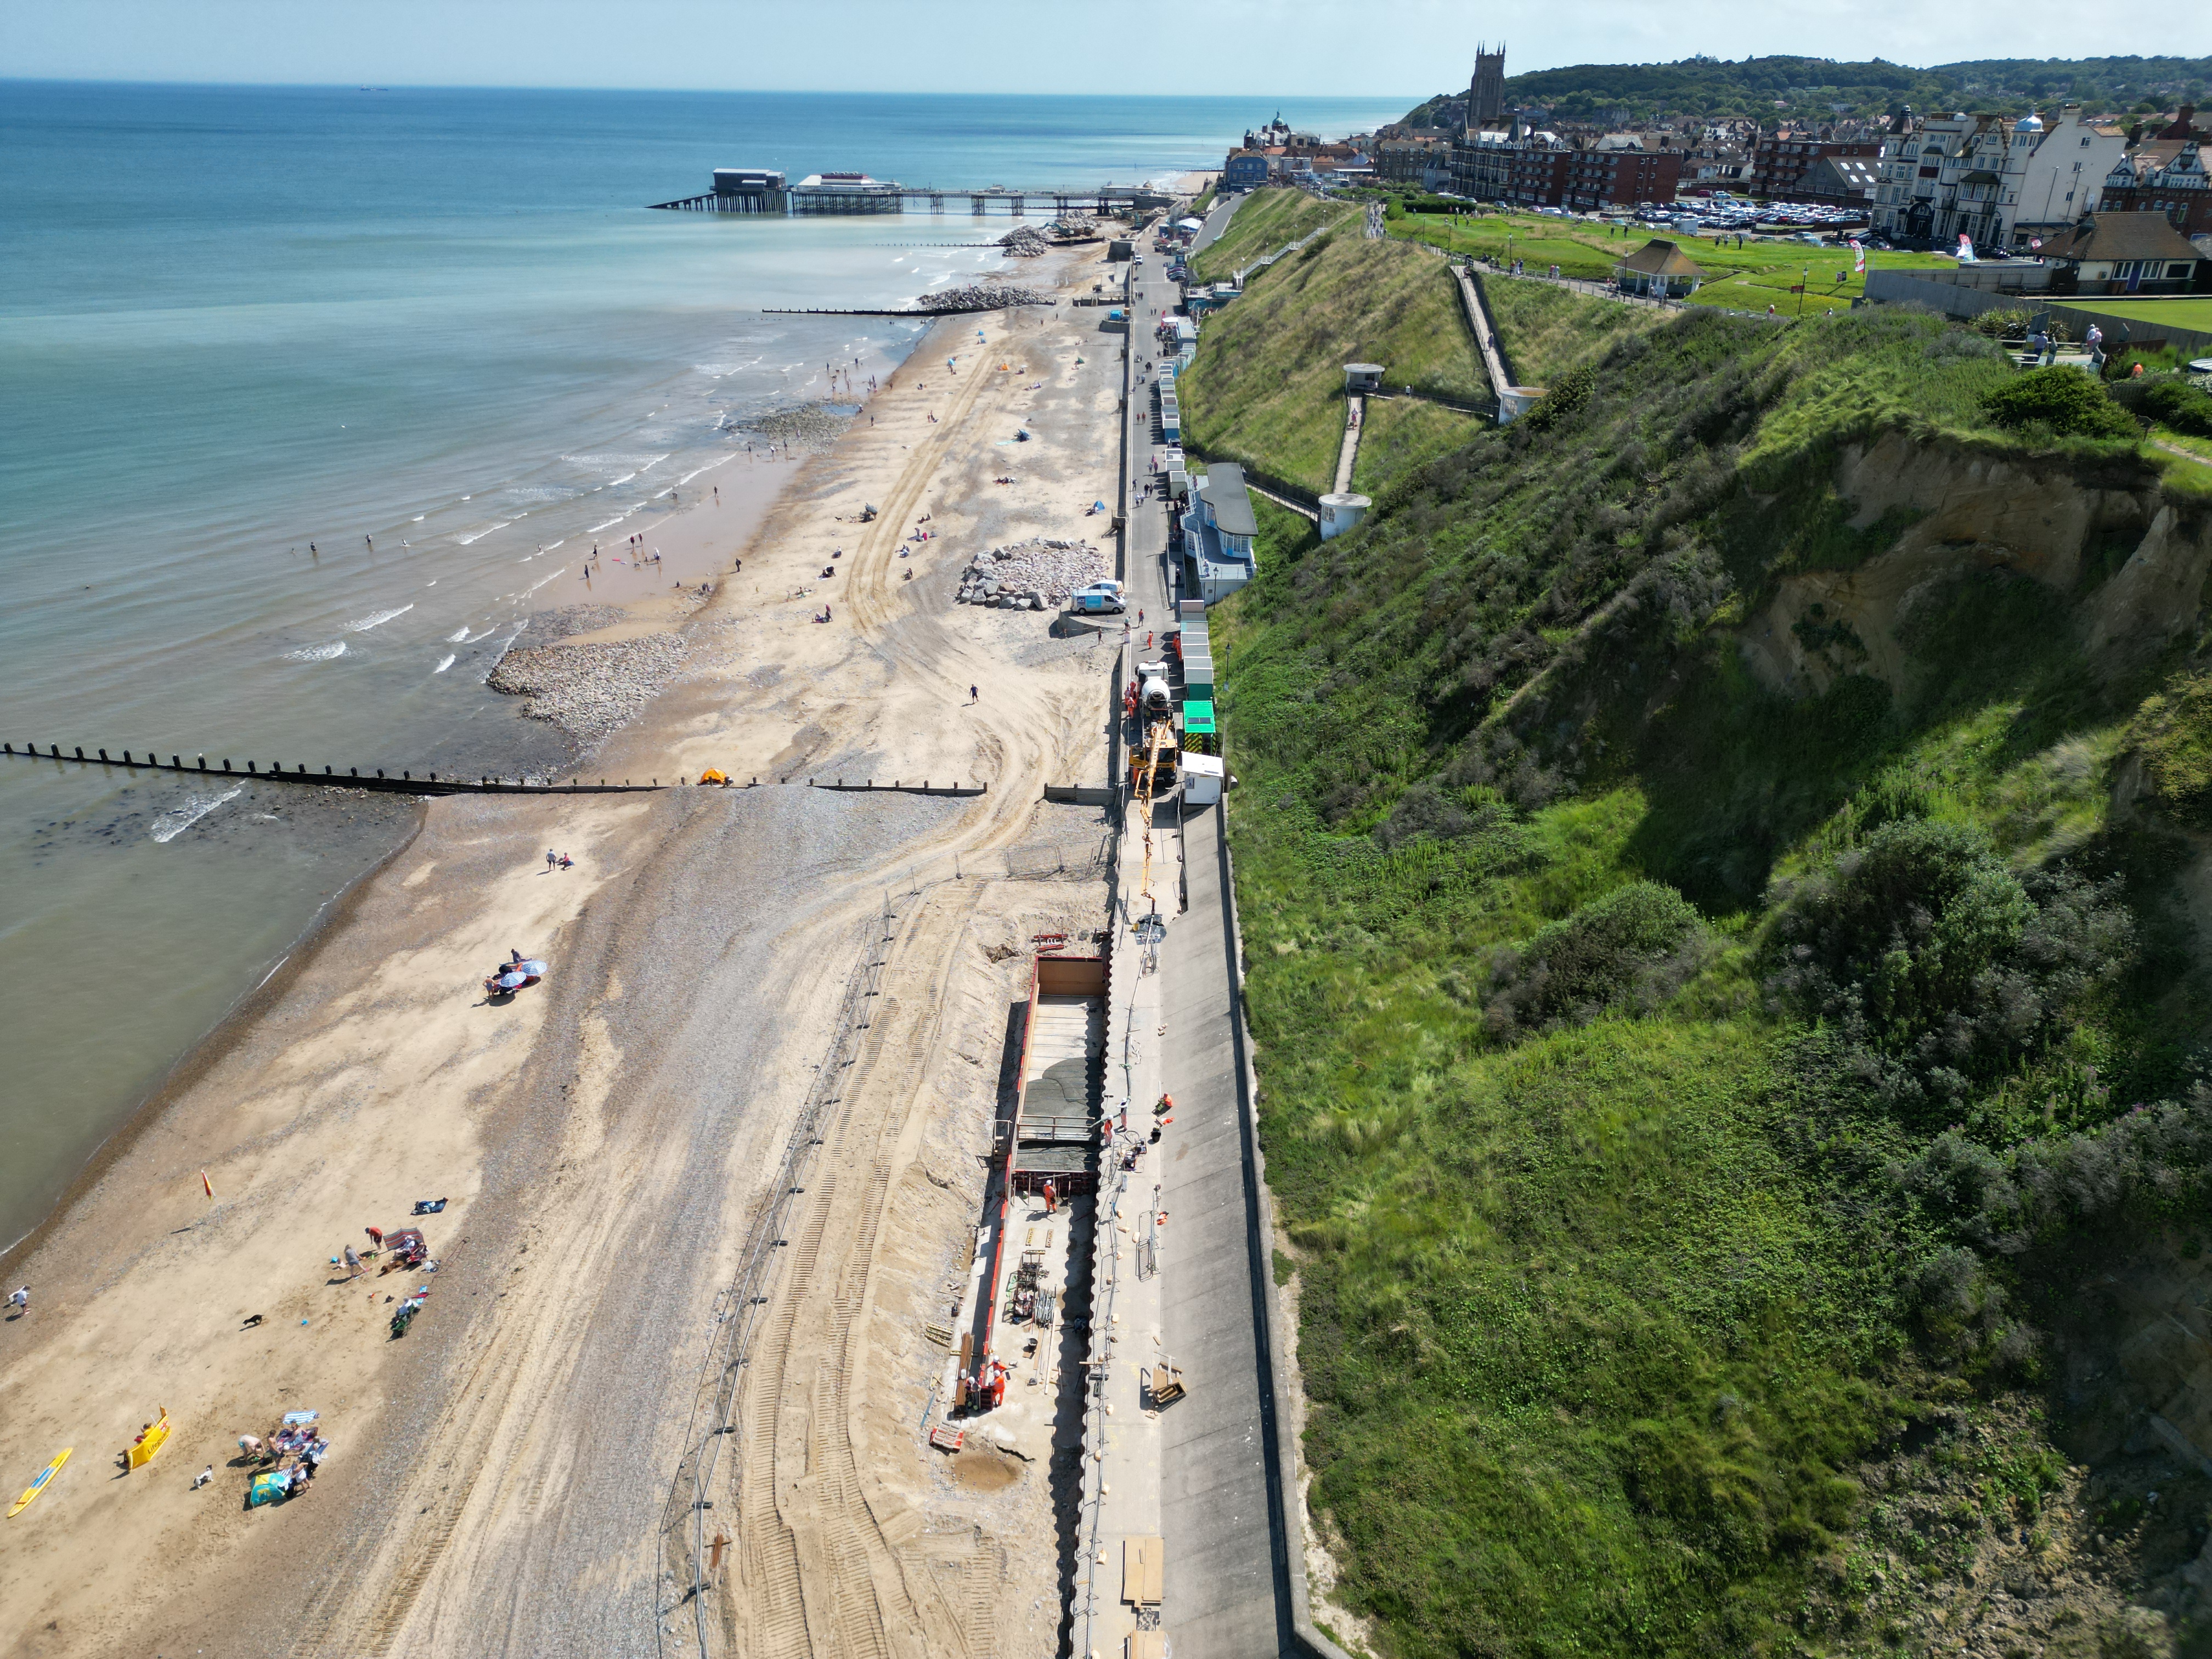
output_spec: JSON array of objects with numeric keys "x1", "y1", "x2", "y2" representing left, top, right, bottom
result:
[{"x1": 0, "y1": 241, "x2": 1128, "y2": 1658}]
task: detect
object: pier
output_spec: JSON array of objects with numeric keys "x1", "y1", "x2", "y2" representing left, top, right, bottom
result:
[
  {"x1": 4, "y1": 743, "x2": 986, "y2": 798},
  {"x1": 651, "y1": 177, "x2": 1172, "y2": 217}
]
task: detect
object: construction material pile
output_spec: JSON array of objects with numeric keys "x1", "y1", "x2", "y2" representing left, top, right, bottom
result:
[
  {"x1": 916, "y1": 281, "x2": 1048, "y2": 313},
  {"x1": 998, "y1": 224, "x2": 1051, "y2": 257},
  {"x1": 1044, "y1": 216, "x2": 1099, "y2": 241},
  {"x1": 956, "y1": 538, "x2": 1105, "y2": 611}
]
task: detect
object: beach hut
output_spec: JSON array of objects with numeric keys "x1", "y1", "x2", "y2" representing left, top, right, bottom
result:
[{"x1": 1616, "y1": 239, "x2": 1703, "y2": 299}]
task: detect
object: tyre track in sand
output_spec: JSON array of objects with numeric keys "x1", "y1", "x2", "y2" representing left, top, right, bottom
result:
[{"x1": 722, "y1": 878, "x2": 996, "y2": 1659}]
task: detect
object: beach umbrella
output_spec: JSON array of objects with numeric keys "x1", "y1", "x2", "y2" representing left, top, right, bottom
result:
[
  {"x1": 495, "y1": 972, "x2": 527, "y2": 990},
  {"x1": 515, "y1": 960, "x2": 549, "y2": 977}
]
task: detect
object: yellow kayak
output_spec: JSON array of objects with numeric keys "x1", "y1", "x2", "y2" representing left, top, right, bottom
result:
[{"x1": 9, "y1": 1448, "x2": 70, "y2": 1519}]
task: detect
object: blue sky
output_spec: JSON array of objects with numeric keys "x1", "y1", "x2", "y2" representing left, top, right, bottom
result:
[{"x1": 6, "y1": 0, "x2": 2205, "y2": 94}]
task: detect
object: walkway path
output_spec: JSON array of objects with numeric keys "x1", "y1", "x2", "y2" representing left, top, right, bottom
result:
[
  {"x1": 1083, "y1": 232, "x2": 1345, "y2": 1659},
  {"x1": 1332, "y1": 397, "x2": 1364, "y2": 495}
]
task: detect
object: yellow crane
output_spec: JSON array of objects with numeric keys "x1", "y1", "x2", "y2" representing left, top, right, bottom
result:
[{"x1": 1131, "y1": 718, "x2": 1176, "y2": 907}]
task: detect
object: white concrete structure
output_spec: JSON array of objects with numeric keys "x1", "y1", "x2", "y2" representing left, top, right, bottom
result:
[{"x1": 1318, "y1": 492, "x2": 1370, "y2": 540}]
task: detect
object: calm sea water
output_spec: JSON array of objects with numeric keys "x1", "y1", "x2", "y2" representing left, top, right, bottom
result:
[{"x1": 0, "y1": 83, "x2": 1410, "y2": 1247}]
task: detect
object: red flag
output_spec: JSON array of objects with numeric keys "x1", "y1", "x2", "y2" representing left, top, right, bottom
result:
[{"x1": 201, "y1": 1170, "x2": 215, "y2": 1200}]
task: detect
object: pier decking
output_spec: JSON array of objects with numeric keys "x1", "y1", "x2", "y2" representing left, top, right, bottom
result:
[{"x1": 651, "y1": 184, "x2": 1171, "y2": 216}]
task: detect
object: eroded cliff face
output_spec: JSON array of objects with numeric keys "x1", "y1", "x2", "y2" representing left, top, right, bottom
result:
[{"x1": 1740, "y1": 432, "x2": 2212, "y2": 697}]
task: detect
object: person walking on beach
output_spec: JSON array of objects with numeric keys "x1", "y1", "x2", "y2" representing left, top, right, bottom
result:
[
  {"x1": 343, "y1": 1244, "x2": 363, "y2": 1278},
  {"x1": 7, "y1": 1285, "x2": 26, "y2": 1319},
  {"x1": 546, "y1": 848, "x2": 557, "y2": 871},
  {"x1": 970, "y1": 685, "x2": 979, "y2": 704}
]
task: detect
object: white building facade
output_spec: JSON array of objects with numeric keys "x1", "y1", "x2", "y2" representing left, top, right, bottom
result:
[{"x1": 1871, "y1": 106, "x2": 2126, "y2": 251}]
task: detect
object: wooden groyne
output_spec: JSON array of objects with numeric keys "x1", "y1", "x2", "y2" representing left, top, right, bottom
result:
[
  {"x1": 760, "y1": 303, "x2": 1057, "y2": 317},
  {"x1": 4, "y1": 744, "x2": 988, "y2": 799}
]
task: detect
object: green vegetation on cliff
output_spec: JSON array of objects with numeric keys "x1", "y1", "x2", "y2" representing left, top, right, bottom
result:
[
  {"x1": 1180, "y1": 235, "x2": 1488, "y2": 497},
  {"x1": 1477, "y1": 279, "x2": 1650, "y2": 388},
  {"x1": 1189, "y1": 187, "x2": 1357, "y2": 285},
  {"x1": 1218, "y1": 300, "x2": 2212, "y2": 1654}
]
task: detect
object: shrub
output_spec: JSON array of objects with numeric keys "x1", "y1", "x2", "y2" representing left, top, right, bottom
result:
[
  {"x1": 1979, "y1": 366, "x2": 2137, "y2": 439},
  {"x1": 2129, "y1": 675, "x2": 2212, "y2": 823},
  {"x1": 1968, "y1": 309, "x2": 2030, "y2": 339},
  {"x1": 1770, "y1": 820, "x2": 2132, "y2": 1112},
  {"x1": 1485, "y1": 881, "x2": 1703, "y2": 1034},
  {"x1": 2142, "y1": 377, "x2": 2212, "y2": 438}
]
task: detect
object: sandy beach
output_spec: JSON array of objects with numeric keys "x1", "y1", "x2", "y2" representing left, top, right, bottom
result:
[{"x1": 0, "y1": 240, "x2": 1132, "y2": 1659}]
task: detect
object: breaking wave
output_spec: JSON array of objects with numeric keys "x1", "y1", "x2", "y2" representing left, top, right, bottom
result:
[{"x1": 151, "y1": 785, "x2": 244, "y2": 844}]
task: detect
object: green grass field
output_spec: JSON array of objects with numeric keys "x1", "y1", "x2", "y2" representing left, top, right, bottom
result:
[
  {"x1": 1189, "y1": 187, "x2": 1358, "y2": 285},
  {"x1": 1181, "y1": 234, "x2": 1489, "y2": 496},
  {"x1": 1392, "y1": 210, "x2": 1954, "y2": 309},
  {"x1": 2053, "y1": 297, "x2": 2212, "y2": 335}
]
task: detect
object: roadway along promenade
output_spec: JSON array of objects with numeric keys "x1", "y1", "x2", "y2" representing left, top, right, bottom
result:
[{"x1": 1074, "y1": 225, "x2": 1345, "y2": 1659}]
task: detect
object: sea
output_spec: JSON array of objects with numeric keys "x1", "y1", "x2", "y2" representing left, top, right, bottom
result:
[{"x1": 0, "y1": 82, "x2": 1412, "y2": 1249}]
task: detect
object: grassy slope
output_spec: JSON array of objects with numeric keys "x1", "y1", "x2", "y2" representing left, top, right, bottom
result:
[
  {"x1": 1392, "y1": 212, "x2": 1954, "y2": 310},
  {"x1": 1190, "y1": 187, "x2": 1357, "y2": 284},
  {"x1": 1181, "y1": 236, "x2": 1489, "y2": 496},
  {"x1": 1352, "y1": 398, "x2": 1488, "y2": 498},
  {"x1": 2055, "y1": 297, "x2": 2212, "y2": 332},
  {"x1": 1217, "y1": 311, "x2": 2198, "y2": 1655},
  {"x1": 1481, "y1": 280, "x2": 1652, "y2": 388}
]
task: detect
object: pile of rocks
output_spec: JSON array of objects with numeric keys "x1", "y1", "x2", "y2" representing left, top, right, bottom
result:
[
  {"x1": 488, "y1": 633, "x2": 690, "y2": 747},
  {"x1": 720, "y1": 403, "x2": 850, "y2": 453},
  {"x1": 955, "y1": 538, "x2": 1105, "y2": 612},
  {"x1": 511, "y1": 604, "x2": 627, "y2": 650},
  {"x1": 916, "y1": 283, "x2": 1048, "y2": 313},
  {"x1": 998, "y1": 225, "x2": 1051, "y2": 257}
]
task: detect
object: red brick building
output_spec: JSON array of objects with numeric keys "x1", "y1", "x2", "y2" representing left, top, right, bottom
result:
[{"x1": 1749, "y1": 129, "x2": 1880, "y2": 198}]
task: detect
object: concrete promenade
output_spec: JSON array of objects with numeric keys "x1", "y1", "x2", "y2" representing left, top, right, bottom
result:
[{"x1": 1067, "y1": 218, "x2": 1345, "y2": 1659}]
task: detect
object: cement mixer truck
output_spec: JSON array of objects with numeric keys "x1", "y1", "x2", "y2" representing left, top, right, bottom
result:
[{"x1": 1136, "y1": 661, "x2": 1173, "y2": 716}]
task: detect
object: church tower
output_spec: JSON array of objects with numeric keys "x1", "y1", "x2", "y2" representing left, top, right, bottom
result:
[{"x1": 1468, "y1": 43, "x2": 1506, "y2": 131}]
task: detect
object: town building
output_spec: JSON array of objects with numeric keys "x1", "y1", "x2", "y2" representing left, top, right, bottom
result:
[
  {"x1": 1181, "y1": 463, "x2": 1260, "y2": 606},
  {"x1": 2038, "y1": 210, "x2": 2210, "y2": 295},
  {"x1": 1221, "y1": 150, "x2": 1269, "y2": 190},
  {"x1": 1616, "y1": 239, "x2": 1702, "y2": 298},
  {"x1": 1796, "y1": 155, "x2": 1880, "y2": 210},
  {"x1": 1748, "y1": 130, "x2": 1880, "y2": 198},
  {"x1": 1871, "y1": 110, "x2": 2038, "y2": 250},
  {"x1": 2011, "y1": 106, "x2": 2130, "y2": 244},
  {"x1": 2101, "y1": 137, "x2": 2212, "y2": 239},
  {"x1": 1440, "y1": 46, "x2": 1683, "y2": 208},
  {"x1": 1375, "y1": 136, "x2": 1451, "y2": 188}
]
